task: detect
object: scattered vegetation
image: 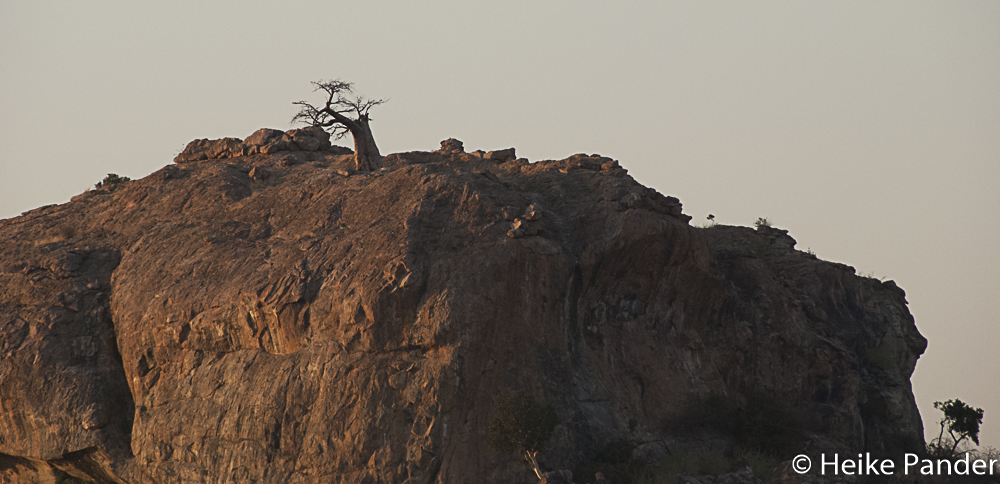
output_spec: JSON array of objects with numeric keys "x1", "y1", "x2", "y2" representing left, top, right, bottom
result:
[
  {"x1": 857, "y1": 270, "x2": 890, "y2": 283},
  {"x1": 968, "y1": 446, "x2": 1000, "y2": 475},
  {"x1": 753, "y1": 217, "x2": 771, "y2": 229},
  {"x1": 94, "y1": 173, "x2": 130, "y2": 189},
  {"x1": 488, "y1": 392, "x2": 558, "y2": 478}
]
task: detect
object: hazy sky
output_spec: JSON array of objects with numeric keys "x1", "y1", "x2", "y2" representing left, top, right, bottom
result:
[{"x1": 2, "y1": 1, "x2": 998, "y2": 449}]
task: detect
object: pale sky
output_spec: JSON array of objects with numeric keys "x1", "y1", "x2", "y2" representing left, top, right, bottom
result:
[{"x1": 2, "y1": 1, "x2": 998, "y2": 449}]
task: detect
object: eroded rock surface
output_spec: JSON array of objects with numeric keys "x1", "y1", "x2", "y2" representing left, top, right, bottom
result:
[{"x1": 0, "y1": 137, "x2": 926, "y2": 483}]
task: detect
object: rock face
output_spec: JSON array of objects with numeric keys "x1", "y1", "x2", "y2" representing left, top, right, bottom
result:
[
  {"x1": 0, "y1": 447, "x2": 127, "y2": 484},
  {"x1": 0, "y1": 136, "x2": 926, "y2": 483}
]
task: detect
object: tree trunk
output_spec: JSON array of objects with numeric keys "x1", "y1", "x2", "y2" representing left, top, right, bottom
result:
[
  {"x1": 350, "y1": 115, "x2": 382, "y2": 171},
  {"x1": 524, "y1": 450, "x2": 543, "y2": 479}
]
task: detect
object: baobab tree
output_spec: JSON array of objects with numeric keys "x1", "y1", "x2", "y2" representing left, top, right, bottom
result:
[{"x1": 293, "y1": 80, "x2": 385, "y2": 171}]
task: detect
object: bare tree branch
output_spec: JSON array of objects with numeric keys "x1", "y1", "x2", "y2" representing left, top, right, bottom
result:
[{"x1": 291, "y1": 100, "x2": 348, "y2": 139}]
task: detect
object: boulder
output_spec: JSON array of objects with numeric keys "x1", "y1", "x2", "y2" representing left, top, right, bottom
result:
[
  {"x1": 485, "y1": 147, "x2": 516, "y2": 162},
  {"x1": 248, "y1": 166, "x2": 269, "y2": 181},
  {"x1": 437, "y1": 138, "x2": 464, "y2": 153},
  {"x1": 286, "y1": 126, "x2": 332, "y2": 152},
  {"x1": 243, "y1": 128, "x2": 285, "y2": 150},
  {"x1": 523, "y1": 203, "x2": 542, "y2": 221},
  {"x1": 242, "y1": 128, "x2": 291, "y2": 155},
  {"x1": 173, "y1": 137, "x2": 244, "y2": 163}
]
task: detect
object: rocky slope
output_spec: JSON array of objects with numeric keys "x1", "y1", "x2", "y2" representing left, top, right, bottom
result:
[{"x1": 0, "y1": 129, "x2": 926, "y2": 483}]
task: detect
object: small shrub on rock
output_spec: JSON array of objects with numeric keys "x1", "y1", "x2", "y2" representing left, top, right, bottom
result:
[
  {"x1": 95, "y1": 173, "x2": 131, "y2": 189},
  {"x1": 753, "y1": 217, "x2": 772, "y2": 229}
]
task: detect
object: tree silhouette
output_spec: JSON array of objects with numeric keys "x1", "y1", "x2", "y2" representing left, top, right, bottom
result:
[
  {"x1": 293, "y1": 80, "x2": 385, "y2": 171},
  {"x1": 931, "y1": 399, "x2": 984, "y2": 457}
]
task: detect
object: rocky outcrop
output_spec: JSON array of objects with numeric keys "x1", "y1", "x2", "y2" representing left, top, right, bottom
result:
[
  {"x1": 436, "y1": 137, "x2": 465, "y2": 154},
  {"x1": 485, "y1": 148, "x2": 516, "y2": 162},
  {"x1": 0, "y1": 137, "x2": 926, "y2": 483},
  {"x1": 0, "y1": 447, "x2": 127, "y2": 484},
  {"x1": 173, "y1": 126, "x2": 352, "y2": 163}
]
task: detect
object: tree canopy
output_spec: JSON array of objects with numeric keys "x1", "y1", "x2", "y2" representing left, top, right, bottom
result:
[{"x1": 931, "y1": 399, "x2": 985, "y2": 456}]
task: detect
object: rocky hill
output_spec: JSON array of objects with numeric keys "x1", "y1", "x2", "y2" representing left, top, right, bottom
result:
[{"x1": 0, "y1": 128, "x2": 926, "y2": 483}]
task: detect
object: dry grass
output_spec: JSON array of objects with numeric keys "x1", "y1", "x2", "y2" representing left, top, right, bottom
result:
[{"x1": 34, "y1": 225, "x2": 76, "y2": 246}]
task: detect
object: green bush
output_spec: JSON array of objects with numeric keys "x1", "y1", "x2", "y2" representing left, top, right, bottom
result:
[{"x1": 95, "y1": 173, "x2": 131, "y2": 189}]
